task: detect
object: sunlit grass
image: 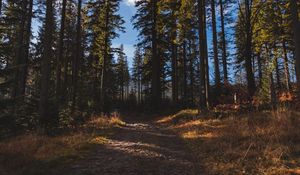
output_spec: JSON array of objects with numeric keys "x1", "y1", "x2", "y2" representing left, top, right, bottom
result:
[
  {"x1": 157, "y1": 109, "x2": 198, "y2": 123},
  {"x1": 162, "y1": 109, "x2": 300, "y2": 175},
  {"x1": 181, "y1": 130, "x2": 218, "y2": 139},
  {"x1": 0, "y1": 115, "x2": 125, "y2": 175},
  {"x1": 89, "y1": 136, "x2": 108, "y2": 145},
  {"x1": 85, "y1": 115, "x2": 126, "y2": 129}
]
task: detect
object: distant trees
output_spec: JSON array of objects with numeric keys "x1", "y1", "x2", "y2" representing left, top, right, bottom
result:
[
  {"x1": 132, "y1": 46, "x2": 143, "y2": 103},
  {"x1": 116, "y1": 44, "x2": 130, "y2": 102}
]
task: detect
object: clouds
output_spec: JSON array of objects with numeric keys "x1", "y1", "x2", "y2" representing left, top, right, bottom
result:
[{"x1": 124, "y1": 0, "x2": 137, "y2": 6}]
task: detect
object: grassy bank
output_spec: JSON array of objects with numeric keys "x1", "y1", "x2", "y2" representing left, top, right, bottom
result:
[
  {"x1": 158, "y1": 109, "x2": 300, "y2": 175},
  {"x1": 0, "y1": 116, "x2": 125, "y2": 175}
]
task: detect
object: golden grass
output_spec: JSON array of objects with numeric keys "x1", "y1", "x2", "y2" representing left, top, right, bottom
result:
[
  {"x1": 161, "y1": 109, "x2": 300, "y2": 175},
  {"x1": 85, "y1": 115, "x2": 126, "y2": 129},
  {"x1": 157, "y1": 109, "x2": 198, "y2": 123},
  {"x1": 0, "y1": 116, "x2": 125, "y2": 175}
]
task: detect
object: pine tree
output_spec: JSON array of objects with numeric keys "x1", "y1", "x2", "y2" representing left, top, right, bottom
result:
[
  {"x1": 132, "y1": 46, "x2": 143, "y2": 104},
  {"x1": 289, "y1": 0, "x2": 300, "y2": 92},
  {"x1": 116, "y1": 44, "x2": 130, "y2": 102},
  {"x1": 133, "y1": 0, "x2": 161, "y2": 108},
  {"x1": 211, "y1": 0, "x2": 221, "y2": 92},
  {"x1": 235, "y1": 0, "x2": 259, "y2": 100},
  {"x1": 198, "y1": 0, "x2": 210, "y2": 110},
  {"x1": 39, "y1": 0, "x2": 55, "y2": 131},
  {"x1": 71, "y1": 0, "x2": 83, "y2": 110},
  {"x1": 87, "y1": 0, "x2": 124, "y2": 112}
]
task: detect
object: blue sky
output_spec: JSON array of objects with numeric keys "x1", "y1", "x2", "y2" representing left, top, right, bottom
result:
[
  {"x1": 112, "y1": 0, "x2": 138, "y2": 66},
  {"x1": 31, "y1": 0, "x2": 138, "y2": 66},
  {"x1": 31, "y1": 0, "x2": 236, "y2": 82},
  {"x1": 115, "y1": 0, "x2": 232, "y2": 81}
]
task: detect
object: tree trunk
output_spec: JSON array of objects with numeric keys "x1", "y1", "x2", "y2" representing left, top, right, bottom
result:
[
  {"x1": 171, "y1": 38, "x2": 178, "y2": 103},
  {"x1": 198, "y1": 0, "x2": 209, "y2": 111},
  {"x1": 282, "y1": 40, "x2": 291, "y2": 91},
  {"x1": 0, "y1": 0, "x2": 2, "y2": 16},
  {"x1": 72, "y1": 0, "x2": 82, "y2": 111},
  {"x1": 244, "y1": 0, "x2": 256, "y2": 100},
  {"x1": 275, "y1": 57, "x2": 281, "y2": 89},
  {"x1": 14, "y1": 0, "x2": 33, "y2": 99},
  {"x1": 211, "y1": 0, "x2": 221, "y2": 91},
  {"x1": 189, "y1": 39, "x2": 195, "y2": 106},
  {"x1": 101, "y1": 0, "x2": 110, "y2": 113},
  {"x1": 219, "y1": 0, "x2": 228, "y2": 83},
  {"x1": 21, "y1": 0, "x2": 33, "y2": 96},
  {"x1": 183, "y1": 40, "x2": 187, "y2": 104},
  {"x1": 56, "y1": 0, "x2": 67, "y2": 103},
  {"x1": 290, "y1": 0, "x2": 300, "y2": 92},
  {"x1": 270, "y1": 72, "x2": 276, "y2": 108},
  {"x1": 257, "y1": 53, "x2": 263, "y2": 87},
  {"x1": 39, "y1": 0, "x2": 54, "y2": 131},
  {"x1": 151, "y1": 0, "x2": 160, "y2": 108},
  {"x1": 12, "y1": 0, "x2": 27, "y2": 99}
]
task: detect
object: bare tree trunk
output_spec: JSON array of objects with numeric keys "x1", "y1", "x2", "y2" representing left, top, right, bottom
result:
[
  {"x1": 72, "y1": 0, "x2": 82, "y2": 111},
  {"x1": 275, "y1": 57, "x2": 281, "y2": 89},
  {"x1": 21, "y1": 0, "x2": 33, "y2": 96},
  {"x1": 39, "y1": 0, "x2": 54, "y2": 131},
  {"x1": 219, "y1": 0, "x2": 228, "y2": 83},
  {"x1": 188, "y1": 39, "x2": 195, "y2": 106},
  {"x1": 257, "y1": 53, "x2": 263, "y2": 87},
  {"x1": 101, "y1": 0, "x2": 110, "y2": 113},
  {"x1": 170, "y1": 8, "x2": 178, "y2": 104},
  {"x1": 282, "y1": 40, "x2": 291, "y2": 91},
  {"x1": 56, "y1": 0, "x2": 67, "y2": 103},
  {"x1": 211, "y1": 0, "x2": 220, "y2": 92},
  {"x1": 151, "y1": 0, "x2": 160, "y2": 108},
  {"x1": 198, "y1": 0, "x2": 209, "y2": 111},
  {"x1": 0, "y1": 0, "x2": 2, "y2": 16},
  {"x1": 270, "y1": 72, "x2": 276, "y2": 108},
  {"x1": 290, "y1": 0, "x2": 300, "y2": 92},
  {"x1": 12, "y1": 0, "x2": 33, "y2": 100},
  {"x1": 171, "y1": 38, "x2": 178, "y2": 103},
  {"x1": 244, "y1": 0, "x2": 256, "y2": 100},
  {"x1": 12, "y1": 0, "x2": 27, "y2": 99},
  {"x1": 183, "y1": 40, "x2": 187, "y2": 104}
]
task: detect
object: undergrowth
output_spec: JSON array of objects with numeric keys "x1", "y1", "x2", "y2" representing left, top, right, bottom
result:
[{"x1": 0, "y1": 116, "x2": 125, "y2": 175}]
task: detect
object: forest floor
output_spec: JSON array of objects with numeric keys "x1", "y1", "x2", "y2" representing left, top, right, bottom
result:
[
  {"x1": 0, "y1": 113, "x2": 200, "y2": 175},
  {"x1": 60, "y1": 119, "x2": 200, "y2": 175},
  {"x1": 1, "y1": 109, "x2": 300, "y2": 175}
]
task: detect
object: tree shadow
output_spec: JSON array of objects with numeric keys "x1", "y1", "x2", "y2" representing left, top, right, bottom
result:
[{"x1": 61, "y1": 122, "x2": 203, "y2": 175}]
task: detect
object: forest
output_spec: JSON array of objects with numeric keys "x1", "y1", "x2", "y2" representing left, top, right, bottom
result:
[{"x1": 0, "y1": 0, "x2": 300, "y2": 174}]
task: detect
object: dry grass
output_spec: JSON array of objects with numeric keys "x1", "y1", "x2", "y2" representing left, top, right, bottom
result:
[
  {"x1": 0, "y1": 116, "x2": 125, "y2": 175},
  {"x1": 85, "y1": 115, "x2": 126, "y2": 129},
  {"x1": 159, "y1": 109, "x2": 300, "y2": 175},
  {"x1": 157, "y1": 109, "x2": 198, "y2": 123}
]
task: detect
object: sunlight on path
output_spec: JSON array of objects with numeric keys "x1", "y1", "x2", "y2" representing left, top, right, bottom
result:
[{"x1": 63, "y1": 121, "x2": 200, "y2": 175}]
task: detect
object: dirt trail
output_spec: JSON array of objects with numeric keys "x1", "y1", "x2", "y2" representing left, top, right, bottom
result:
[{"x1": 62, "y1": 120, "x2": 201, "y2": 175}]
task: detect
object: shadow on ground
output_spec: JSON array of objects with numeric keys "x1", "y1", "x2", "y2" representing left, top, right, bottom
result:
[{"x1": 60, "y1": 121, "x2": 202, "y2": 175}]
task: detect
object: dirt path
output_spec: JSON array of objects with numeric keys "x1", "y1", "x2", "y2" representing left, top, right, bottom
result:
[{"x1": 62, "y1": 121, "x2": 201, "y2": 175}]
